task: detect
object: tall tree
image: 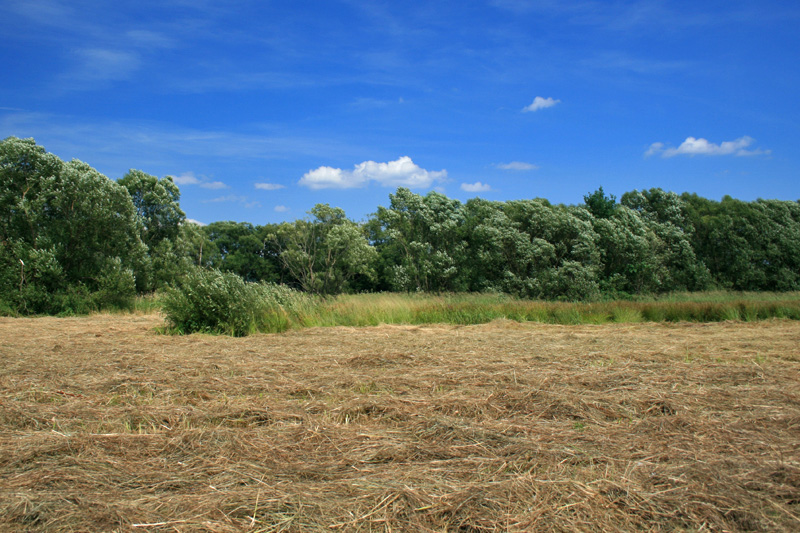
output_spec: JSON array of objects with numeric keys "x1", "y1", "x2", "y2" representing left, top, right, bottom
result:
[
  {"x1": 373, "y1": 188, "x2": 467, "y2": 292},
  {"x1": 0, "y1": 137, "x2": 146, "y2": 312},
  {"x1": 271, "y1": 204, "x2": 377, "y2": 295},
  {"x1": 118, "y1": 170, "x2": 185, "y2": 249}
]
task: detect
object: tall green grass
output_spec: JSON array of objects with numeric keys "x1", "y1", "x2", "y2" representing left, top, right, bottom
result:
[
  {"x1": 311, "y1": 292, "x2": 800, "y2": 330},
  {"x1": 161, "y1": 283, "x2": 800, "y2": 336}
]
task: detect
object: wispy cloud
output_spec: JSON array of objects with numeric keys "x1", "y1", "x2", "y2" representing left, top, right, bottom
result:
[
  {"x1": 580, "y1": 51, "x2": 690, "y2": 75},
  {"x1": 203, "y1": 195, "x2": 260, "y2": 209},
  {"x1": 299, "y1": 156, "x2": 446, "y2": 190},
  {"x1": 67, "y1": 48, "x2": 141, "y2": 83},
  {"x1": 125, "y1": 30, "x2": 177, "y2": 49},
  {"x1": 645, "y1": 136, "x2": 771, "y2": 158},
  {"x1": 274, "y1": 205, "x2": 289, "y2": 213},
  {"x1": 6, "y1": 0, "x2": 74, "y2": 27},
  {"x1": 523, "y1": 96, "x2": 560, "y2": 112},
  {"x1": 461, "y1": 182, "x2": 491, "y2": 192},
  {"x1": 497, "y1": 161, "x2": 538, "y2": 170},
  {"x1": 0, "y1": 111, "x2": 359, "y2": 178},
  {"x1": 255, "y1": 182, "x2": 285, "y2": 190},
  {"x1": 172, "y1": 172, "x2": 228, "y2": 189}
]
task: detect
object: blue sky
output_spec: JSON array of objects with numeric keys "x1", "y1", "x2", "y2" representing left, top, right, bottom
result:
[{"x1": 1, "y1": 0, "x2": 798, "y2": 225}]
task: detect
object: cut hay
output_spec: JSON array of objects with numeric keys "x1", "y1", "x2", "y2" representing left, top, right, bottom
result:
[{"x1": 1, "y1": 314, "x2": 799, "y2": 531}]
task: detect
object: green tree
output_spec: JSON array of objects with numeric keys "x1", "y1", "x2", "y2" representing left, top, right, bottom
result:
[
  {"x1": 620, "y1": 189, "x2": 710, "y2": 291},
  {"x1": 204, "y1": 221, "x2": 283, "y2": 283},
  {"x1": 584, "y1": 186, "x2": 617, "y2": 219},
  {"x1": 0, "y1": 137, "x2": 146, "y2": 313},
  {"x1": 683, "y1": 194, "x2": 800, "y2": 291},
  {"x1": 118, "y1": 170, "x2": 185, "y2": 248},
  {"x1": 372, "y1": 188, "x2": 467, "y2": 292},
  {"x1": 270, "y1": 204, "x2": 377, "y2": 295},
  {"x1": 117, "y1": 170, "x2": 187, "y2": 291}
]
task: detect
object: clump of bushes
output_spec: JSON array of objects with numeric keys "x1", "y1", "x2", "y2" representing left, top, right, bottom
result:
[{"x1": 162, "y1": 268, "x2": 315, "y2": 335}]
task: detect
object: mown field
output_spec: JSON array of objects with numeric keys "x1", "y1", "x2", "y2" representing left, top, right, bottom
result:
[{"x1": 1, "y1": 313, "x2": 799, "y2": 531}]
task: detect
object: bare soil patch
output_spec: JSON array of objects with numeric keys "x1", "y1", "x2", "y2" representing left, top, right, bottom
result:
[{"x1": 1, "y1": 314, "x2": 799, "y2": 531}]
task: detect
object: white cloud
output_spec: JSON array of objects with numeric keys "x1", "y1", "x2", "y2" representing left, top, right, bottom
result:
[
  {"x1": 274, "y1": 205, "x2": 290, "y2": 213},
  {"x1": 497, "y1": 161, "x2": 538, "y2": 170},
  {"x1": 172, "y1": 171, "x2": 228, "y2": 189},
  {"x1": 644, "y1": 142, "x2": 665, "y2": 158},
  {"x1": 203, "y1": 195, "x2": 260, "y2": 209},
  {"x1": 255, "y1": 182, "x2": 286, "y2": 190},
  {"x1": 523, "y1": 96, "x2": 560, "y2": 112},
  {"x1": 461, "y1": 182, "x2": 491, "y2": 192},
  {"x1": 299, "y1": 156, "x2": 446, "y2": 190},
  {"x1": 645, "y1": 136, "x2": 770, "y2": 158},
  {"x1": 185, "y1": 218, "x2": 206, "y2": 226},
  {"x1": 172, "y1": 172, "x2": 201, "y2": 185}
]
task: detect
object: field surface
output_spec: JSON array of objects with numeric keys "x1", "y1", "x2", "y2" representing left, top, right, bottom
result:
[{"x1": 1, "y1": 314, "x2": 800, "y2": 532}]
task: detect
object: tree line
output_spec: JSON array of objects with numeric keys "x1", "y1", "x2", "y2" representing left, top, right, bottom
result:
[{"x1": 2, "y1": 137, "x2": 799, "y2": 315}]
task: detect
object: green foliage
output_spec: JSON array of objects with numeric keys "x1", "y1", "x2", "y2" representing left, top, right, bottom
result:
[
  {"x1": 1, "y1": 137, "x2": 146, "y2": 314},
  {"x1": 373, "y1": 188, "x2": 467, "y2": 292},
  {"x1": 118, "y1": 170, "x2": 185, "y2": 248},
  {"x1": 204, "y1": 221, "x2": 281, "y2": 282},
  {"x1": 162, "y1": 268, "x2": 315, "y2": 335},
  {"x1": 117, "y1": 169, "x2": 188, "y2": 291},
  {"x1": 584, "y1": 186, "x2": 617, "y2": 219},
  {"x1": 270, "y1": 204, "x2": 377, "y2": 295},
  {"x1": 3, "y1": 137, "x2": 799, "y2": 315},
  {"x1": 682, "y1": 194, "x2": 800, "y2": 291}
]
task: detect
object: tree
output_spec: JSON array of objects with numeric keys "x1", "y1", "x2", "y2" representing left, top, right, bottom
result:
[
  {"x1": 118, "y1": 170, "x2": 185, "y2": 248},
  {"x1": 0, "y1": 137, "x2": 146, "y2": 313},
  {"x1": 683, "y1": 194, "x2": 800, "y2": 291},
  {"x1": 620, "y1": 189, "x2": 710, "y2": 292},
  {"x1": 270, "y1": 204, "x2": 377, "y2": 295},
  {"x1": 584, "y1": 187, "x2": 616, "y2": 219},
  {"x1": 372, "y1": 188, "x2": 467, "y2": 292},
  {"x1": 204, "y1": 221, "x2": 282, "y2": 283}
]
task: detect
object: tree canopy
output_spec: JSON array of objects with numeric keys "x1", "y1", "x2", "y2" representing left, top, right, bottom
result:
[{"x1": 3, "y1": 136, "x2": 800, "y2": 316}]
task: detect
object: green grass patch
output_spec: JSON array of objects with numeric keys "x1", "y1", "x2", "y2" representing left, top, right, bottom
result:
[{"x1": 159, "y1": 283, "x2": 800, "y2": 336}]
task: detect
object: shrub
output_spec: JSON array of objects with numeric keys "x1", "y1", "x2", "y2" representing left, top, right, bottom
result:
[{"x1": 162, "y1": 268, "x2": 314, "y2": 335}]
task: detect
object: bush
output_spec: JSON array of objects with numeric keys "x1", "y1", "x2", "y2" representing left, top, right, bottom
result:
[{"x1": 162, "y1": 268, "x2": 314, "y2": 335}]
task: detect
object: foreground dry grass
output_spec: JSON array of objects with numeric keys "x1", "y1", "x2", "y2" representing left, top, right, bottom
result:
[{"x1": 1, "y1": 315, "x2": 799, "y2": 532}]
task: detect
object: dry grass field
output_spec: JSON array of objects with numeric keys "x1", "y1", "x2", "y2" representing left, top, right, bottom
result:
[{"x1": 1, "y1": 314, "x2": 799, "y2": 531}]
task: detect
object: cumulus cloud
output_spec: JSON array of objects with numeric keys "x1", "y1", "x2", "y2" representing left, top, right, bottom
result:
[
  {"x1": 255, "y1": 182, "x2": 285, "y2": 190},
  {"x1": 274, "y1": 205, "x2": 290, "y2": 213},
  {"x1": 185, "y1": 218, "x2": 206, "y2": 226},
  {"x1": 645, "y1": 136, "x2": 770, "y2": 158},
  {"x1": 523, "y1": 96, "x2": 560, "y2": 112},
  {"x1": 497, "y1": 161, "x2": 538, "y2": 170},
  {"x1": 172, "y1": 172, "x2": 228, "y2": 189},
  {"x1": 299, "y1": 156, "x2": 447, "y2": 190},
  {"x1": 461, "y1": 182, "x2": 491, "y2": 192}
]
